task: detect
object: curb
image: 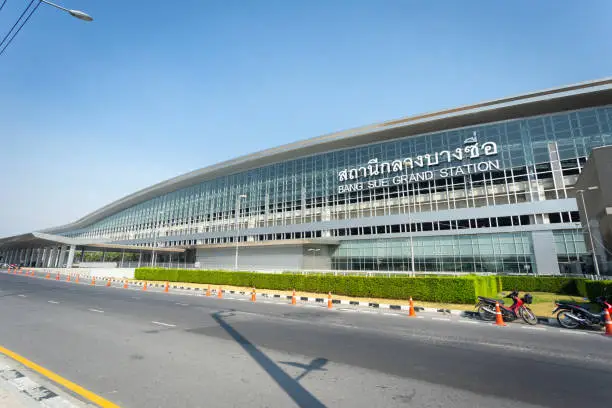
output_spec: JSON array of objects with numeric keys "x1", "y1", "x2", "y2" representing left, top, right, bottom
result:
[{"x1": 0, "y1": 364, "x2": 78, "y2": 407}]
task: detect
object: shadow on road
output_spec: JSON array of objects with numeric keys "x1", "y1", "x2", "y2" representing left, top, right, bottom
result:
[
  {"x1": 211, "y1": 310, "x2": 326, "y2": 408},
  {"x1": 279, "y1": 358, "x2": 328, "y2": 381}
]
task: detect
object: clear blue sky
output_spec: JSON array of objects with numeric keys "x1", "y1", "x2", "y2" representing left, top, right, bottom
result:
[{"x1": 0, "y1": 0, "x2": 610, "y2": 236}]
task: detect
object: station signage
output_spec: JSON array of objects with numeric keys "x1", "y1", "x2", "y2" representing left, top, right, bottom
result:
[{"x1": 337, "y1": 135, "x2": 500, "y2": 194}]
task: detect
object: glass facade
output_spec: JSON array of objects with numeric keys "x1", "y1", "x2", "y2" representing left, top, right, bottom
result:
[
  {"x1": 332, "y1": 233, "x2": 535, "y2": 274},
  {"x1": 57, "y1": 104, "x2": 612, "y2": 272}
]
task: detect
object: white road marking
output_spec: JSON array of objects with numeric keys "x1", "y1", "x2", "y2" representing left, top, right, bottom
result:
[
  {"x1": 338, "y1": 308, "x2": 358, "y2": 312},
  {"x1": 175, "y1": 303, "x2": 189, "y2": 306},
  {"x1": 152, "y1": 321, "x2": 175, "y2": 327},
  {"x1": 131, "y1": 296, "x2": 141, "y2": 299},
  {"x1": 47, "y1": 300, "x2": 59, "y2": 304},
  {"x1": 416, "y1": 316, "x2": 425, "y2": 319},
  {"x1": 17, "y1": 294, "x2": 26, "y2": 298},
  {"x1": 458, "y1": 320, "x2": 481, "y2": 324},
  {"x1": 360, "y1": 310, "x2": 377, "y2": 314},
  {"x1": 236, "y1": 299, "x2": 248, "y2": 302},
  {"x1": 558, "y1": 329, "x2": 587, "y2": 335},
  {"x1": 303, "y1": 304, "x2": 320, "y2": 308},
  {"x1": 521, "y1": 326, "x2": 546, "y2": 331},
  {"x1": 432, "y1": 317, "x2": 451, "y2": 321},
  {"x1": 88, "y1": 308, "x2": 104, "y2": 313},
  {"x1": 382, "y1": 313, "x2": 402, "y2": 317}
]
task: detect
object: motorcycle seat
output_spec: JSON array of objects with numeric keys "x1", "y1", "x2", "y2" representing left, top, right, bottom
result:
[{"x1": 478, "y1": 297, "x2": 504, "y2": 305}]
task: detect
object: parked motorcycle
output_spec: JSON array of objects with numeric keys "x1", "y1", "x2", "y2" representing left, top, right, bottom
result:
[
  {"x1": 476, "y1": 290, "x2": 537, "y2": 325},
  {"x1": 553, "y1": 295, "x2": 612, "y2": 330}
]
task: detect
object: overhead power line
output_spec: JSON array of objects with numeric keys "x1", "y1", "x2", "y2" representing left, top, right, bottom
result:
[
  {"x1": 0, "y1": 0, "x2": 40, "y2": 57},
  {"x1": 0, "y1": 0, "x2": 8, "y2": 13}
]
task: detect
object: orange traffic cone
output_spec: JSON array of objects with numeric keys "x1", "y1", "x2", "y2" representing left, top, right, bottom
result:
[
  {"x1": 218, "y1": 286, "x2": 223, "y2": 298},
  {"x1": 75, "y1": 274, "x2": 80, "y2": 283},
  {"x1": 66, "y1": 274, "x2": 71, "y2": 282},
  {"x1": 143, "y1": 282, "x2": 148, "y2": 291},
  {"x1": 45, "y1": 271, "x2": 50, "y2": 279},
  {"x1": 494, "y1": 301, "x2": 506, "y2": 326},
  {"x1": 106, "y1": 279, "x2": 111, "y2": 287},
  {"x1": 206, "y1": 284, "x2": 211, "y2": 297},
  {"x1": 124, "y1": 280, "x2": 128, "y2": 289},
  {"x1": 603, "y1": 308, "x2": 612, "y2": 337},
  {"x1": 408, "y1": 297, "x2": 417, "y2": 317},
  {"x1": 55, "y1": 273, "x2": 59, "y2": 280},
  {"x1": 291, "y1": 289, "x2": 296, "y2": 305},
  {"x1": 164, "y1": 281, "x2": 169, "y2": 293},
  {"x1": 91, "y1": 276, "x2": 95, "y2": 286},
  {"x1": 327, "y1": 292, "x2": 333, "y2": 309},
  {"x1": 251, "y1": 288, "x2": 256, "y2": 302}
]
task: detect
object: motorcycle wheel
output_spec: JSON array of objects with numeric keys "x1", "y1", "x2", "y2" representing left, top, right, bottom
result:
[
  {"x1": 477, "y1": 304, "x2": 496, "y2": 321},
  {"x1": 520, "y1": 307, "x2": 538, "y2": 325},
  {"x1": 556, "y1": 310, "x2": 580, "y2": 329}
]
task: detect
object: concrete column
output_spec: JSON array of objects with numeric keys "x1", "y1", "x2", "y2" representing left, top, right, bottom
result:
[
  {"x1": 532, "y1": 231, "x2": 561, "y2": 275},
  {"x1": 49, "y1": 248, "x2": 58, "y2": 268},
  {"x1": 66, "y1": 245, "x2": 76, "y2": 268},
  {"x1": 138, "y1": 251, "x2": 142, "y2": 267},
  {"x1": 120, "y1": 251, "x2": 125, "y2": 267},
  {"x1": 28, "y1": 249, "x2": 36, "y2": 267},
  {"x1": 57, "y1": 246, "x2": 67, "y2": 268},
  {"x1": 40, "y1": 248, "x2": 48, "y2": 267},
  {"x1": 36, "y1": 248, "x2": 43, "y2": 267},
  {"x1": 80, "y1": 248, "x2": 85, "y2": 262}
]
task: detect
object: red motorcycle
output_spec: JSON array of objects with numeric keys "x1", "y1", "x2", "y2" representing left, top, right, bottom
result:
[{"x1": 476, "y1": 290, "x2": 537, "y2": 325}]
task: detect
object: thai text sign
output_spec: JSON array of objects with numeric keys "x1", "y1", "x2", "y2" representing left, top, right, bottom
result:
[{"x1": 336, "y1": 137, "x2": 500, "y2": 194}]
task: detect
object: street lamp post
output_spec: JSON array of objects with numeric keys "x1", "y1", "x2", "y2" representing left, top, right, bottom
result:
[
  {"x1": 235, "y1": 194, "x2": 247, "y2": 271},
  {"x1": 404, "y1": 170, "x2": 416, "y2": 276},
  {"x1": 40, "y1": 0, "x2": 94, "y2": 21},
  {"x1": 576, "y1": 186, "x2": 600, "y2": 277},
  {"x1": 152, "y1": 210, "x2": 164, "y2": 267}
]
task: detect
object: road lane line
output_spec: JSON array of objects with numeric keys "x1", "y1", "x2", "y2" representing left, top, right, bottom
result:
[
  {"x1": 175, "y1": 303, "x2": 189, "y2": 306},
  {"x1": 17, "y1": 294, "x2": 26, "y2": 297},
  {"x1": 521, "y1": 326, "x2": 546, "y2": 331},
  {"x1": 0, "y1": 344, "x2": 120, "y2": 408},
  {"x1": 88, "y1": 309, "x2": 104, "y2": 313},
  {"x1": 47, "y1": 301, "x2": 59, "y2": 304},
  {"x1": 432, "y1": 317, "x2": 451, "y2": 321},
  {"x1": 558, "y1": 329, "x2": 588, "y2": 335},
  {"x1": 458, "y1": 320, "x2": 480, "y2": 324},
  {"x1": 152, "y1": 321, "x2": 176, "y2": 327}
]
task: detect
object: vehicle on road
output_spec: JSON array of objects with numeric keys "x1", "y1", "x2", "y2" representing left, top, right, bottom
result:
[
  {"x1": 553, "y1": 295, "x2": 612, "y2": 329},
  {"x1": 476, "y1": 290, "x2": 537, "y2": 325}
]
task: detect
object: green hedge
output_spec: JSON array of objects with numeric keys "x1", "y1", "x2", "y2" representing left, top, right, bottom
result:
[
  {"x1": 135, "y1": 268, "x2": 499, "y2": 304},
  {"x1": 500, "y1": 276, "x2": 581, "y2": 295},
  {"x1": 500, "y1": 276, "x2": 612, "y2": 301},
  {"x1": 578, "y1": 280, "x2": 612, "y2": 300}
]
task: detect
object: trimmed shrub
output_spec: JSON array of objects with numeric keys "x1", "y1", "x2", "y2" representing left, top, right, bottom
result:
[
  {"x1": 500, "y1": 276, "x2": 580, "y2": 295},
  {"x1": 580, "y1": 280, "x2": 612, "y2": 300},
  {"x1": 135, "y1": 268, "x2": 500, "y2": 304}
]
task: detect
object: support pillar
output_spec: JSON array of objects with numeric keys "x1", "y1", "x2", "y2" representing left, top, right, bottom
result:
[
  {"x1": 28, "y1": 249, "x2": 36, "y2": 267},
  {"x1": 41, "y1": 248, "x2": 48, "y2": 267},
  {"x1": 66, "y1": 245, "x2": 76, "y2": 268},
  {"x1": 138, "y1": 251, "x2": 142, "y2": 267}
]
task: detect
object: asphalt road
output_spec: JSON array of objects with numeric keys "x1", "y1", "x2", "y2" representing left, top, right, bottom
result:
[{"x1": 0, "y1": 272, "x2": 611, "y2": 408}]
